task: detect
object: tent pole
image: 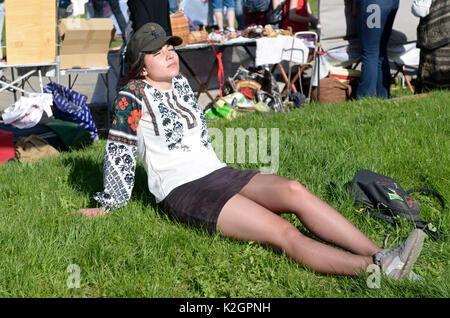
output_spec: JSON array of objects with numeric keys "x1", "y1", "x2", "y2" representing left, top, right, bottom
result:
[{"x1": 317, "y1": 0, "x2": 321, "y2": 103}]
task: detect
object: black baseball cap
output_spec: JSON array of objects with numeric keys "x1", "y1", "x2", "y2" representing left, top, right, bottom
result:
[{"x1": 125, "y1": 23, "x2": 183, "y2": 65}]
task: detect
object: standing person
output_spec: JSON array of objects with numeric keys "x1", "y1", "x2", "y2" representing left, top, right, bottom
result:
[
  {"x1": 212, "y1": 0, "x2": 237, "y2": 35},
  {"x1": 127, "y1": 0, "x2": 172, "y2": 35},
  {"x1": 413, "y1": 0, "x2": 450, "y2": 92},
  {"x1": 282, "y1": 0, "x2": 317, "y2": 33},
  {"x1": 93, "y1": 0, "x2": 129, "y2": 42},
  {"x1": 242, "y1": 0, "x2": 281, "y2": 28},
  {"x1": 75, "y1": 22, "x2": 425, "y2": 280},
  {"x1": 169, "y1": 0, "x2": 179, "y2": 14},
  {"x1": 235, "y1": 0, "x2": 245, "y2": 30},
  {"x1": 354, "y1": 0, "x2": 399, "y2": 99}
]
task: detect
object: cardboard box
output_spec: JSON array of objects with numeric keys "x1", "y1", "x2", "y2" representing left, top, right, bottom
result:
[
  {"x1": 5, "y1": 0, "x2": 56, "y2": 65},
  {"x1": 59, "y1": 18, "x2": 115, "y2": 70}
]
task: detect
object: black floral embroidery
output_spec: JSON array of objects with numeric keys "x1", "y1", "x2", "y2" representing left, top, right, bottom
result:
[
  {"x1": 182, "y1": 82, "x2": 191, "y2": 95},
  {"x1": 93, "y1": 140, "x2": 138, "y2": 213},
  {"x1": 158, "y1": 103, "x2": 179, "y2": 120},
  {"x1": 157, "y1": 101, "x2": 190, "y2": 152},
  {"x1": 173, "y1": 82, "x2": 183, "y2": 93},
  {"x1": 108, "y1": 142, "x2": 118, "y2": 154},
  {"x1": 124, "y1": 173, "x2": 134, "y2": 185},
  {"x1": 152, "y1": 89, "x2": 164, "y2": 102},
  {"x1": 164, "y1": 121, "x2": 190, "y2": 151}
]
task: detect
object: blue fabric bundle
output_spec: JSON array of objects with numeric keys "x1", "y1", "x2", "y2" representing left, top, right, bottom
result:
[{"x1": 44, "y1": 82, "x2": 98, "y2": 142}]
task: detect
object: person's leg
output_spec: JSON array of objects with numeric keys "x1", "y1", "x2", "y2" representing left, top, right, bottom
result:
[
  {"x1": 224, "y1": 0, "x2": 236, "y2": 30},
  {"x1": 107, "y1": 0, "x2": 129, "y2": 41},
  {"x1": 212, "y1": 0, "x2": 225, "y2": 31},
  {"x1": 217, "y1": 193, "x2": 373, "y2": 275},
  {"x1": 238, "y1": 174, "x2": 382, "y2": 257},
  {"x1": 169, "y1": 0, "x2": 179, "y2": 14},
  {"x1": 376, "y1": 0, "x2": 399, "y2": 98},
  {"x1": 93, "y1": 0, "x2": 105, "y2": 18},
  {"x1": 234, "y1": 0, "x2": 245, "y2": 30},
  {"x1": 355, "y1": 0, "x2": 383, "y2": 99}
]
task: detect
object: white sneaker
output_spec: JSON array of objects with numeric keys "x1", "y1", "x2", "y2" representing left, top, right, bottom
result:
[{"x1": 373, "y1": 229, "x2": 425, "y2": 280}]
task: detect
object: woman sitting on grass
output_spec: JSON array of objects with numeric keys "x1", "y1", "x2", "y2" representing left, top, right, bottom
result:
[{"x1": 76, "y1": 22, "x2": 425, "y2": 280}]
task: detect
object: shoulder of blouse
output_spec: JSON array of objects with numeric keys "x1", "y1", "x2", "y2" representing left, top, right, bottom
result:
[{"x1": 120, "y1": 79, "x2": 149, "y2": 97}]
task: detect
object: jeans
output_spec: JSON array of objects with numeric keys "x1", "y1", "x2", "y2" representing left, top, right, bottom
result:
[
  {"x1": 212, "y1": 0, "x2": 235, "y2": 12},
  {"x1": 169, "y1": 0, "x2": 178, "y2": 14},
  {"x1": 356, "y1": 0, "x2": 399, "y2": 99},
  {"x1": 235, "y1": 0, "x2": 245, "y2": 29}
]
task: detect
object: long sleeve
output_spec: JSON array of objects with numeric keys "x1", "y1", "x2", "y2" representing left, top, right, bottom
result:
[{"x1": 93, "y1": 82, "x2": 143, "y2": 213}]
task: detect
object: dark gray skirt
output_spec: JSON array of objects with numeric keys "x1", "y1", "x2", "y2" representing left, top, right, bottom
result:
[{"x1": 160, "y1": 166, "x2": 260, "y2": 234}]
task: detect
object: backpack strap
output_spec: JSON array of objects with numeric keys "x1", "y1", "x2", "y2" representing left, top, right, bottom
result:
[
  {"x1": 406, "y1": 188, "x2": 446, "y2": 211},
  {"x1": 414, "y1": 219, "x2": 446, "y2": 240},
  {"x1": 361, "y1": 206, "x2": 446, "y2": 241},
  {"x1": 406, "y1": 188, "x2": 446, "y2": 240},
  {"x1": 363, "y1": 207, "x2": 396, "y2": 224}
]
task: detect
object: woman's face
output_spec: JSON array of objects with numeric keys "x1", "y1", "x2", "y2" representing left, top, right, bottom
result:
[{"x1": 142, "y1": 43, "x2": 180, "y2": 90}]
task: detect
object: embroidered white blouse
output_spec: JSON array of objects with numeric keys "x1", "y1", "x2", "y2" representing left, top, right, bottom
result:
[{"x1": 93, "y1": 75, "x2": 226, "y2": 212}]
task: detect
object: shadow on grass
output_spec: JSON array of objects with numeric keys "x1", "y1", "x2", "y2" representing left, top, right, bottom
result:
[
  {"x1": 61, "y1": 157, "x2": 354, "y2": 253},
  {"x1": 62, "y1": 157, "x2": 159, "y2": 211}
]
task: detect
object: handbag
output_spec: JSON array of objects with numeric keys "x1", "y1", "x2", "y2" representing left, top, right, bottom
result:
[{"x1": 311, "y1": 77, "x2": 352, "y2": 104}]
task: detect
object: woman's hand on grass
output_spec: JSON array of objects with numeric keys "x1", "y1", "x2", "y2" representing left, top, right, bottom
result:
[{"x1": 70, "y1": 208, "x2": 106, "y2": 218}]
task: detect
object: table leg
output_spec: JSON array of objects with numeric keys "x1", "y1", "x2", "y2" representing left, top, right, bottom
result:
[
  {"x1": 278, "y1": 63, "x2": 297, "y2": 95},
  {"x1": 178, "y1": 50, "x2": 218, "y2": 104}
]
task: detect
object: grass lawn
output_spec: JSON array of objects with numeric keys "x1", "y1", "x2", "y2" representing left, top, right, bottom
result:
[{"x1": 0, "y1": 90, "x2": 449, "y2": 298}]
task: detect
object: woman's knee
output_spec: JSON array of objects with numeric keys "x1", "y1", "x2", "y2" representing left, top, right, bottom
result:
[
  {"x1": 271, "y1": 221, "x2": 305, "y2": 253},
  {"x1": 283, "y1": 180, "x2": 310, "y2": 199}
]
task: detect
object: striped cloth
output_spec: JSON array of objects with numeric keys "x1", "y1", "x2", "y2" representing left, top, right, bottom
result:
[{"x1": 44, "y1": 83, "x2": 98, "y2": 142}]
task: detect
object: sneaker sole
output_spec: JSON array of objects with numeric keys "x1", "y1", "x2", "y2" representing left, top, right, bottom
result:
[{"x1": 396, "y1": 229, "x2": 425, "y2": 280}]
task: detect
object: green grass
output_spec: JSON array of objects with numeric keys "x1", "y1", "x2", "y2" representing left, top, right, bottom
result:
[{"x1": 0, "y1": 91, "x2": 449, "y2": 298}]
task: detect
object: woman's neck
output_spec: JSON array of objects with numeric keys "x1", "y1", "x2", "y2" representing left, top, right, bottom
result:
[{"x1": 145, "y1": 77, "x2": 173, "y2": 91}]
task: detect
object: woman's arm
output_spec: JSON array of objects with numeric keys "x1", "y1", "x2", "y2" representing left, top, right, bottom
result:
[
  {"x1": 287, "y1": 0, "x2": 309, "y2": 23},
  {"x1": 306, "y1": 2, "x2": 318, "y2": 28},
  {"x1": 287, "y1": 0, "x2": 318, "y2": 27},
  {"x1": 72, "y1": 208, "x2": 106, "y2": 217},
  {"x1": 75, "y1": 85, "x2": 143, "y2": 216}
]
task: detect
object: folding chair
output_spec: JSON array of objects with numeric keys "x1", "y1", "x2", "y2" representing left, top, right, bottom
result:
[
  {"x1": 0, "y1": 64, "x2": 55, "y2": 99},
  {"x1": 276, "y1": 31, "x2": 318, "y2": 103}
]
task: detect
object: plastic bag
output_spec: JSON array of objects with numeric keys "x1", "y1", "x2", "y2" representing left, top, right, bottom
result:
[{"x1": 2, "y1": 93, "x2": 53, "y2": 129}]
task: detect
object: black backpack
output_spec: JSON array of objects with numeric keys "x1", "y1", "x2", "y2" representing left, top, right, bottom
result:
[{"x1": 350, "y1": 169, "x2": 446, "y2": 240}]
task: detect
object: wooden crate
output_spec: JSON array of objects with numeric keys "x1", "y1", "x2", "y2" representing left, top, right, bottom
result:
[{"x1": 5, "y1": 0, "x2": 56, "y2": 65}]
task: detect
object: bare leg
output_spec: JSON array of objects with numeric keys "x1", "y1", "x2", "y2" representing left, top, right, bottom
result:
[
  {"x1": 214, "y1": 11, "x2": 224, "y2": 30},
  {"x1": 226, "y1": 9, "x2": 235, "y2": 30},
  {"x1": 239, "y1": 174, "x2": 382, "y2": 256},
  {"x1": 217, "y1": 193, "x2": 373, "y2": 275}
]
